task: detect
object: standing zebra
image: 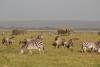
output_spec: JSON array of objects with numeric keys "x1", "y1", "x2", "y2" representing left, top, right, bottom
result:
[
  {"x1": 95, "y1": 40, "x2": 100, "y2": 53},
  {"x1": 2, "y1": 37, "x2": 14, "y2": 46},
  {"x1": 80, "y1": 41, "x2": 96, "y2": 53},
  {"x1": 81, "y1": 41, "x2": 100, "y2": 53},
  {"x1": 20, "y1": 34, "x2": 45, "y2": 55}
]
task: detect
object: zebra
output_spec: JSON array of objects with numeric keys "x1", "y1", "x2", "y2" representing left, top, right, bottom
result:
[
  {"x1": 64, "y1": 39, "x2": 74, "y2": 48},
  {"x1": 2, "y1": 37, "x2": 14, "y2": 46},
  {"x1": 52, "y1": 36, "x2": 64, "y2": 48},
  {"x1": 20, "y1": 35, "x2": 45, "y2": 55},
  {"x1": 80, "y1": 41, "x2": 96, "y2": 53},
  {"x1": 63, "y1": 38, "x2": 79, "y2": 48},
  {"x1": 53, "y1": 36, "x2": 78, "y2": 48},
  {"x1": 64, "y1": 38, "x2": 79, "y2": 48},
  {"x1": 95, "y1": 40, "x2": 100, "y2": 53},
  {"x1": 81, "y1": 41, "x2": 100, "y2": 54}
]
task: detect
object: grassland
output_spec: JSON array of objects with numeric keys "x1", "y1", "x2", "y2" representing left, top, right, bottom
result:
[{"x1": 0, "y1": 31, "x2": 100, "y2": 67}]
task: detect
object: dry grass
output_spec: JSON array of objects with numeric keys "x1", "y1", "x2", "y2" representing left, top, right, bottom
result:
[{"x1": 0, "y1": 31, "x2": 100, "y2": 67}]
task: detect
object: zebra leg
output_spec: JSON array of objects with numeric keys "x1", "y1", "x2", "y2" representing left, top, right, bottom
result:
[
  {"x1": 39, "y1": 48, "x2": 44, "y2": 54},
  {"x1": 20, "y1": 49, "x2": 25, "y2": 54},
  {"x1": 83, "y1": 47, "x2": 87, "y2": 53},
  {"x1": 56, "y1": 45, "x2": 59, "y2": 48},
  {"x1": 81, "y1": 47, "x2": 87, "y2": 53},
  {"x1": 29, "y1": 49, "x2": 33, "y2": 55},
  {"x1": 82, "y1": 49, "x2": 85, "y2": 53},
  {"x1": 97, "y1": 48, "x2": 100, "y2": 54},
  {"x1": 42, "y1": 47, "x2": 45, "y2": 54},
  {"x1": 90, "y1": 48, "x2": 94, "y2": 53},
  {"x1": 38, "y1": 48, "x2": 41, "y2": 54},
  {"x1": 63, "y1": 43, "x2": 67, "y2": 48},
  {"x1": 38, "y1": 48, "x2": 45, "y2": 54}
]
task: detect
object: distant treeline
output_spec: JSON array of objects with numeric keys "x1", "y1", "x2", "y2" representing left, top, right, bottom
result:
[
  {"x1": 0, "y1": 27, "x2": 100, "y2": 32},
  {"x1": 75, "y1": 28, "x2": 100, "y2": 31}
]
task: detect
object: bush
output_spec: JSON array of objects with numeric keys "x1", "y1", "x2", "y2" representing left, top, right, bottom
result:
[{"x1": 12, "y1": 29, "x2": 26, "y2": 35}]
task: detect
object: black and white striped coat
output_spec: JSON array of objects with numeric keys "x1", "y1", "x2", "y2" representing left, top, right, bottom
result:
[
  {"x1": 81, "y1": 41, "x2": 96, "y2": 53},
  {"x1": 20, "y1": 35, "x2": 45, "y2": 54},
  {"x1": 81, "y1": 41, "x2": 100, "y2": 53},
  {"x1": 2, "y1": 37, "x2": 14, "y2": 46}
]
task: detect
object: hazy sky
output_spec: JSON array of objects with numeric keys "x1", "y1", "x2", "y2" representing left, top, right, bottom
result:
[{"x1": 0, "y1": 0, "x2": 100, "y2": 21}]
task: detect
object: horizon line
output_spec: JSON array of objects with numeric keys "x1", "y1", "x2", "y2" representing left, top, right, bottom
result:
[{"x1": 0, "y1": 19, "x2": 100, "y2": 22}]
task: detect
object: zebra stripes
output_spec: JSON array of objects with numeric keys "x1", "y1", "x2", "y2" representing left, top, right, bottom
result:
[
  {"x1": 53, "y1": 36, "x2": 76, "y2": 48},
  {"x1": 81, "y1": 42, "x2": 90, "y2": 53},
  {"x1": 20, "y1": 35, "x2": 45, "y2": 54},
  {"x1": 80, "y1": 41, "x2": 100, "y2": 53},
  {"x1": 2, "y1": 37, "x2": 14, "y2": 46}
]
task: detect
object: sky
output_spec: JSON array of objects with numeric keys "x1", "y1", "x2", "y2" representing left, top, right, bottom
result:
[{"x1": 0, "y1": 0, "x2": 100, "y2": 21}]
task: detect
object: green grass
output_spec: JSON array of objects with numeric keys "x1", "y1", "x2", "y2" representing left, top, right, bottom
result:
[{"x1": 0, "y1": 31, "x2": 100, "y2": 67}]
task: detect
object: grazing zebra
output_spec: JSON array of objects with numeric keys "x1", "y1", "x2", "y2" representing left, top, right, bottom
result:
[
  {"x1": 2, "y1": 37, "x2": 14, "y2": 46},
  {"x1": 52, "y1": 36, "x2": 64, "y2": 48},
  {"x1": 80, "y1": 41, "x2": 96, "y2": 53},
  {"x1": 20, "y1": 35, "x2": 45, "y2": 54},
  {"x1": 64, "y1": 38, "x2": 79, "y2": 48},
  {"x1": 64, "y1": 39, "x2": 74, "y2": 48},
  {"x1": 81, "y1": 41, "x2": 100, "y2": 53},
  {"x1": 95, "y1": 41, "x2": 100, "y2": 53},
  {"x1": 53, "y1": 36, "x2": 78, "y2": 48}
]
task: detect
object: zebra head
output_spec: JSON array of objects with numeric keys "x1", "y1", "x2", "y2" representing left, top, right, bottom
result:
[
  {"x1": 36, "y1": 34, "x2": 44, "y2": 40},
  {"x1": 55, "y1": 36, "x2": 60, "y2": 41}
]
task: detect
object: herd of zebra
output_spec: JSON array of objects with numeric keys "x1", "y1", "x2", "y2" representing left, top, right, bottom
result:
[
  {"x1": 53, "y1": 36, "x2": 100, "y2": 53},
  {"x1": 1, "y1": 34, "x2": 45, "y2": 54},
  {"x1": 1, "y1": 32, "x2": 100, "y2": 55}
]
